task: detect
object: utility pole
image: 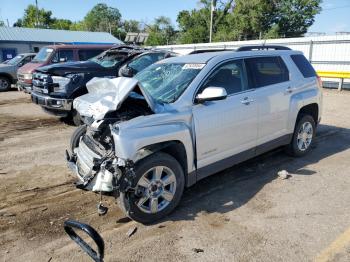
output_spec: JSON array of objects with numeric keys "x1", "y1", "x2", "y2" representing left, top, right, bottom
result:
[
  {"x1": 209, "y1": 0, "x2": 216, "y2": 43},
  {"x1": 35, "y1": 0, "x2": 39, "y2": 27}
]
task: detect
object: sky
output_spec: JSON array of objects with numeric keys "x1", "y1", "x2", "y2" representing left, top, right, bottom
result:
[{"x1": 0, "y1": 0, "x2": 349, "y2": 34}]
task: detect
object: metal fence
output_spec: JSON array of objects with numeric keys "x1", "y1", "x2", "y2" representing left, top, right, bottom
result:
[{"x1": 155, "y1": 35, "x2": 350, "y2": 90}]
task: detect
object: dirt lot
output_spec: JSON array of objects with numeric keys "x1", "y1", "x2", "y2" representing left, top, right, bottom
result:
[{"x1": 0, "y1": 89, "x2": 349, "y2": 262}]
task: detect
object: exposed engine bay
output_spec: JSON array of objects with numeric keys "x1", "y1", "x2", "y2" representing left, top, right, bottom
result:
[{"x1": 66, "y1": 77, "x2": 155, "y2": 215}]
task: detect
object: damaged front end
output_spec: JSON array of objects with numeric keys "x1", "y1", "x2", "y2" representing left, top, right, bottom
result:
[{"x1": 66, "y1": 77, "x2": 154, "y2": 198}]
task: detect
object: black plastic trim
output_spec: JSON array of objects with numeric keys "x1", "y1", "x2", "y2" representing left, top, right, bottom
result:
[
  {"x1": 64, "y1": 220, "x2": 104, "y2": 262},
  {"x1": 194, "y1": 134, "x2": 292, "y2": 183}
]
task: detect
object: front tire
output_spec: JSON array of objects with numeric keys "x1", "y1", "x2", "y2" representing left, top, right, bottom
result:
[
  {"x1": 0, "y1": 76, "x2": 11, "y2": 92},
  {"x1": 119, "y1": 152, "x2": 185, "y2": 224},
  {"x1": 286, "y1": 114, "x2": 316, "y2": 157},
  {"x1": 70, "y1": 124, "x2": 87, "y2": 152},
  {"x1": 72, "y1": 109, "x2": 83, "y2": 126}
]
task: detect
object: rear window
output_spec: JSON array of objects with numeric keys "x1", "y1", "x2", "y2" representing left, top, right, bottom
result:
[
  {"x1": 245, "y1": 56, "x2": 289, "y2": 88},
  {"x1": 78, "y1": 49, "x2": 104, "y2": 61},
  {"x1": 291, "y1": 54, "x2": 316, "y2": 78}
]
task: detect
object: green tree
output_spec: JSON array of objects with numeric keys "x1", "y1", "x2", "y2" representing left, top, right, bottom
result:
[
  {"x1": 13, "y1": 4, "x2": 54, "y2": 28},
  {"x1": 50, "y1": 19, "x2": 73, "y2": 30},
  {"x1": 146, "y1": 16, "x2": 176, "y2": 46},
  {"x1": 270, "y1": 0, "x2": 322, "y2": 37},
  {"x1": 176, "y1": 0, "x2": 322, "y2": 43},
  {"x1": 0, "y1": 20, "x2": 4, "y2": 27},
  {"x1": 83, "y1": 3, "x2": 122, "y2": 34}
]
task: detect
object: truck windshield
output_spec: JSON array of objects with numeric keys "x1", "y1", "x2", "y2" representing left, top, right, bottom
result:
[
  {"x1": 32, "y1": 47, "x2": 54, "y2": 63},
  {"x1": 135, "y1": 63, "x2": 204, "y2": 104},
  {"x1": 89, "y1": 51, "x2": 128, "y2": 68},
  {"x1": 6, "y1": 55, "x2": 24, "y2": 65}
]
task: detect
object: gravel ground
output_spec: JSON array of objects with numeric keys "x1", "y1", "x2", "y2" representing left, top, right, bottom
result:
[{"x1": 0, "y1": 89, "x2": 349, "y2": 262}]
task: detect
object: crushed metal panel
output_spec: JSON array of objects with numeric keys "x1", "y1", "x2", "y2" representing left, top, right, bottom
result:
[{"x1": 73, "y1": 77, "x2": 139, "y2": 120}]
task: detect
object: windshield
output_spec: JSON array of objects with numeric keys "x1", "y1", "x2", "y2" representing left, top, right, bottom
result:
[
  {"x1": 128, "y1": 53, "x2": 165, "y2": 73},
  {"x1": 135, "y1": 62, "x2": 204, "y2": 104},
  {"x1": 32, "y1": 47, "x2": 54, "y2": 63},
  {"x1": 90, "y1": 51, "x2": 128, "y2": 68},
  {"x1": 7, "y1": 55, "x2": 24, "y2": 65}
]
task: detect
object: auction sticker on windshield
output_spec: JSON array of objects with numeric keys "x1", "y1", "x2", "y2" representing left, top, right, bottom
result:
[{"x1": 182, "y1": 63, "x2": 205, "y2": 70}]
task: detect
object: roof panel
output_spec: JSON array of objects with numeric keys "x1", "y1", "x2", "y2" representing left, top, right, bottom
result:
[{"x1": 0, "y1": 26, "x2": 122, "y2": 44}]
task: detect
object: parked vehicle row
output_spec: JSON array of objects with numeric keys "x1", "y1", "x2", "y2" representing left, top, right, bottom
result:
[
  {"x1": 30, "y1": 45, "x2": 177, "y2": 125},
  {"x1": 1, "y1": 43, "x2": 323, "y2": 225},
  {"x1": 17, "y1": 44, "x2": 113, "y2": 93},
  {"x1": 64, "y1": 45, "x2": 323, "y2": 223}
]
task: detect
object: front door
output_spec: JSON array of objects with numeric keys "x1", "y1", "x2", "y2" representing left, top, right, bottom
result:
[{"x1": 192, "y1": 59, "x2": 258, "y2": 179}]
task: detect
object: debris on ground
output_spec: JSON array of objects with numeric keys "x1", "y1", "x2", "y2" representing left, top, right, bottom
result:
[
  {"x1": 158, "y1": 224, "x2": 166, "y2": 228},
  {"x1": 277, "y1": 170, "x2": 291, "y2": 180},
  {"x1": 192, "y1": 248, "x2": 204, "y2": 253},
  {"x1": 0, "y1": 212, "x2": 16, "y2": 217},
  {"x1": 126, "y1": 226, "x2": 138, "y2": 237}
]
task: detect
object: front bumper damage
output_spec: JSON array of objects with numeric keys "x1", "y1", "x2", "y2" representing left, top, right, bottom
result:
[{"x1": 65, "y1": 141, "x2": 135, "y2": 195}]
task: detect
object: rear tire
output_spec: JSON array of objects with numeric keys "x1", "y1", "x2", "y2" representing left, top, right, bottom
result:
[
  {"x1": 70, "y1": 124, "x2": 87, "y2": 153},
  {"x1": 0, "y1": 76, "x2": 11, "y2": 92},
  {"x1": 119, "y1": 152, "x2": 185, "y2": 224},
  {"x1": 286, "y1": 114, "x2": 316, "y2": 157}
]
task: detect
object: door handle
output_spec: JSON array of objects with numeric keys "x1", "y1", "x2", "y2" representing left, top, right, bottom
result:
[
  {"x1": 285, "y1": 86, "x2": 294, "y2": 94},
  {"x1": 241, "y1": 97, "x2": 254, "y2": 105}
]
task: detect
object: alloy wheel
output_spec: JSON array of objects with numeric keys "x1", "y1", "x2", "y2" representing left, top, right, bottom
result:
[
  {"x1": 136, "y1": 166, "x2": 177, "y2": 214},
  {"x1": 297, "y1": 122, "x2": 313, "y2": 151}
]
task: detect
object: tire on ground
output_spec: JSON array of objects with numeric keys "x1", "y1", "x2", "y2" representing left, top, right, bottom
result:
[
  {"x1": 286, "y1": 114, "x2": 316, "y2": 157},
  {"x1": 70, "y1": 124, "x2": 87, "y2": 152},
  {"x1": 119, "y1": 152, "x2": 185, "y2": 224},
  {"x1": 0, "y1": 76, "x2": 11, "y2": 92}
]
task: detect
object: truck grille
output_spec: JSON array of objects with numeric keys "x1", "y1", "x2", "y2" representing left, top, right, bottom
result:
[
  {"x1": 32, "y1": 73, "x2": 52, "y2": 94},
  {"x1": 76, "y1": 140, "x2": 102, "y2": 179}
]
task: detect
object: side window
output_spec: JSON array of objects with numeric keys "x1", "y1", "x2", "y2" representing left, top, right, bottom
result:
[
  {"x1": 245, "y1": 56, "x2": 289, "y2": 88},
  {"x1": 78, "y1": 49, "x2": 104, "y2": 61},
  {"x1": 128, "y1": 53, "x2": 165, "y2": 73},
  {"x1": 291, "y1": 54, "x2": 316, "y2": 78},
  {"x1": 22, "y1": 56, "x2": 33, "y2": 65},
  {"x1": 202, "y1": 59, "x2": 247, "y2": 95},
  {"x1": 59, "y1": 50, "x2": 74, "y2": 62}
]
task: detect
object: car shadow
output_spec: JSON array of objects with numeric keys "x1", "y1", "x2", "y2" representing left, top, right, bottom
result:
[{"x1": 165, "y1": 123, "x2": 350, "y2": 222}]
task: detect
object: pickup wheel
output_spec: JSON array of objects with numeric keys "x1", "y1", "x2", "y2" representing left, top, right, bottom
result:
[
  {"x1": 286, "y1": 114, "x2": 316, "y2": 157},
  {"x1": 70, "y1": 124, "x2": 87, "y2": 153},
  {"x1": 72, "y1": 109, "x2": 83, "y2": 126},
  {"x1": 119, "y1": 152, "x2": 185, "y2": 224},
  {"x1": 0, "y1": 76, "x2": 11, "y2": 92}
]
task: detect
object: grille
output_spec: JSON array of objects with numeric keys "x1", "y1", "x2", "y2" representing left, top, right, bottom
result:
[
  {"x1": 76, "y1": 140, "x2": 101, "y2": 179},
  {"x1": 32, "y1": 73, "x2": 52, "y2": 93}
]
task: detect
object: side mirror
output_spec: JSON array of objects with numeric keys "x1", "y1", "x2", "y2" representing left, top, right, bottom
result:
[
  {"x1": 195, "y1": 86, "x2": 227, "y2": 103},
  {"x1": 17, "y1": 62, "x2": 24, "y2": 67},
  {"x1": 120, "y1": 66, "x2": 134, "y2": 77}
]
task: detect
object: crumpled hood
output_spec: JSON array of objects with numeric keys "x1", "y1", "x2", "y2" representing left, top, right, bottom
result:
[{"x1": 73, "y1": 77, "x2": 155, "y2": 120}]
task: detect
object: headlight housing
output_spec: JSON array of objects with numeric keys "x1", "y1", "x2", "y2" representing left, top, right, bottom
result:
[
  {"x1": 22, "y1": 73, "x2": 32, "y2": 80},
  {"x1": 52, "y1": 76, "x2": 70, "y2": 92}
]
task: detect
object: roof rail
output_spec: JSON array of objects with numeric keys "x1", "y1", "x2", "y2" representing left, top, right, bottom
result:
[
  {"x1": 189, "y1": 48, "x2": 234, "y2": 54},
  {"x1": 236, "y1": 45, "x2": 291, "y2": 52}
]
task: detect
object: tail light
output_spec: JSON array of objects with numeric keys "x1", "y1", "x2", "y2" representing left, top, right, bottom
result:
[{"x1": 316, "y1": 75, "x2": 323, "y2": 89}]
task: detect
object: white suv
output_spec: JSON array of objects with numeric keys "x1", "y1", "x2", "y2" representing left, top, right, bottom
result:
[{"x1": 67, "y1": 45, "x2": 323, "y2": 223}]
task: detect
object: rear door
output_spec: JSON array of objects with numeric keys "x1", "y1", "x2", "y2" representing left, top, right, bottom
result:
[
  {"x1": 245, "y1": 56, "x2": 291, "y2": 149},
  {"x1": 193, "y1": 59, "x2": 258, "y2": 178}
]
